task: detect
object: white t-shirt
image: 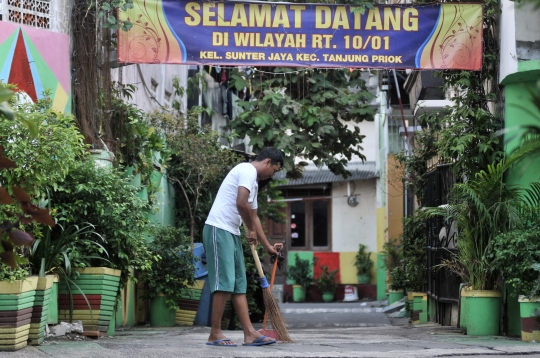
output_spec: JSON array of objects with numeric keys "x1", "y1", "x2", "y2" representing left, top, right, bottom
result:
[{"x1": 205, "y1": 162, "x2": 258, "y2": 235}]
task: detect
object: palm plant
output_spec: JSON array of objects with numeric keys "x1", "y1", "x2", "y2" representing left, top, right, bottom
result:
[
  {"x1": 428, "y1": 155, "x2": 540, "y2": 290},
  {"x1": 31, "y1": 221, "x2": 109, "y2": 278}
]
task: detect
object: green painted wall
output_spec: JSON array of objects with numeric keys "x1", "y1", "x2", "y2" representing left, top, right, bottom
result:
[
  {"x1": 504, "y1": 60, "x2": 540, "y2": 188},
  {"x1": 376, "y1": 253, "x2": 387, "y2": 300},
  {"x1": 287, "y1": 251, "x2": 314, "y2": 284}
]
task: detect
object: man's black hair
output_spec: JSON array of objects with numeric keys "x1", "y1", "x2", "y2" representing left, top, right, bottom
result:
[{"x1": 255, "y1": 147, "x2": 284, "y2": 168}]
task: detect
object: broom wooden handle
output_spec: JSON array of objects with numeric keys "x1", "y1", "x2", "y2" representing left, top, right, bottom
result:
[{"x1": 250, "y1": 243, "x2": 265, "y2": 279}]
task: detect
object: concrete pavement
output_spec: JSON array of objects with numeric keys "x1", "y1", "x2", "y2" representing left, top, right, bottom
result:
[{"x1": 5, "y1": 301, "x2": 540, "y2": 357}]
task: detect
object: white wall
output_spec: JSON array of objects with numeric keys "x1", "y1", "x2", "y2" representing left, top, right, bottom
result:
[
  {"x1": 331, "y1": 178, "x2": 377, "y2": 253},
  {"x1": 111, "y1": 64, "x2": 189, "y2": 114},
  {"x1": 499, "y1": 0, "x2": 518, "y2": 83}
]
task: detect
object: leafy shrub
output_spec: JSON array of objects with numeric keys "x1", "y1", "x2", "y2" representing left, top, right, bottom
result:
[
  {"x1": 48, "y1": 159, "x2": 153, "y2": 290},
  {"x1": 354, "y1": 244, "x2": 374, "y2": 275},
  {"x1": 140, "y1": 226, "x2": 196, "y2": 310},
  {"x1": 288, "y1": 254, "x2": 313, "y2": 290},
  {"x1": 315, "y1": 265, "x2": 338, "y2": 293},
  {"x1": 0, "y1": 97, "x2": 86, "y2": 199},
  {"x1": 0, "y1": 85, "x2": 54, "y2": 271},
  {"x1": 492, "y1": 226, "x2": 540, "y2": 297},
  {"x1": 0, "y1": 264, "x2": 28, "y2": 282},
  {"x1": 401, "y1": 213, "x2": 428, "y2": 292}
]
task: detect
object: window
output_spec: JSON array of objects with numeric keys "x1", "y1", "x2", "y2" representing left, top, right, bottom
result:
[
  {"x1": 265, "y1": 187, "x2": 331, "y2": 251},
  {"x1": 4, "y1": 0, "x2": 51, "y2": 29}
]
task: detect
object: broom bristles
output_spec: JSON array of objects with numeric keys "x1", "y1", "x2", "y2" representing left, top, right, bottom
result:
[{"x1": 262, "y1": 288, "x2": 293, "y2": 343}]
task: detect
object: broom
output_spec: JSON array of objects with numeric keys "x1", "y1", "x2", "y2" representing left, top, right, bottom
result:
[
  {"x1": 258, "y1": 243, "x2": 283, "y2": 340},
  {"x1": 250, "y1": 243, "x2": 293, "y2": 343}
]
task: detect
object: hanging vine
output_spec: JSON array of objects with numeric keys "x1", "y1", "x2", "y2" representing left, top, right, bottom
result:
[{"x1": 398, "y1": 0, "x2": 503, "y2": 202}]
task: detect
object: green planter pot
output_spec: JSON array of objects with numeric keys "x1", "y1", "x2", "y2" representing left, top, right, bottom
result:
[
  {"x1": 463, "y1": 290, "x2": 501, "y2": 336},
  {"x1": 518, "y1": 295, "x2": 540, "y2": 342},
  {"x1": 412, "y1": 292, "x2": 428, "y2": 323},
  {"x1": 28, "y1": 276, "x2": 54, "y2": 346},
  {"x1": 46, "y1": 276, "x2": 59, "y2": 325},
  {"x1": 150, "y1": 295, "x2": 176, "y2": 327},
  {"x1": 322, "y1": 292, "x2": 334, "y2": 303},
  {"x1": 292, "y1": 285, "x2": 306, "y2": 302},
  {"x1": 459, "y1": 286, "x2": 469, "y2": 332},
  {"x1": 58, "y1": 267, "x2": 121, "y2": 337},
  {"x1": 0, "y1": 276, "x2": 38, "y2": 352},
  {"x1": 176, "y1": 280, "x2": 204, "y2": 326},
  {"x1": 357, "y1": 274, "x2": 370, "y2": 284},
  {"x1": 388, "y1": 290, "x2": 404, "y2": 305}
]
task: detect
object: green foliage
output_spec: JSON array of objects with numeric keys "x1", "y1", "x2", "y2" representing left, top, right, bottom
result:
[
  {"x1": 0, "y1": 85, "x2": 55, "y2": 270},
  {"x1": 418, "y1": 0, "x2": 502, "y2": 181},
  {"x1": 228, "y1": 67, "x2": 375, "y2": 179},
  {"x1": 315, "y1": 265, "x2": 338, "y2": 293},
  {"x1": 389, "y1": 265, "x2": 407, "y2": 291},
  {"x1": 384, "y1": 238, "x2": 405, "y2": 290},
  {"x1": 492, "y1": 226, "x2": 540, "y2": 297},
  {"x1": 0, "y1": 97, "x2": 86, "y2": 199},
  {"x1": 427, "y1": 158, "x2": 540, "y2": 290},
  {"x1": 383, "y1": 238, "x2": 403, "y2": 273},
  {"x1": 151, "y1": 107, "x2": 242, "y2": 243},
  {"x1": 0, "y1": 85, "x2": 15, "y2": 121},
  {"x1": 354, "y1": 243, "x2": 373, "y2": 275},
  {"x1": 140, "y1": 226, "x2": 196, "y2": 310},
  {"x1": 96, "y1": 0, "x2": 133, "y2": 31},
  {"x1": 110, "y1": 82, "x2": 167, "y2": 196},
  {"x1": 401, "y1": 213, "x2": 428, "y2": 292},
  {"x1": 288, "y1": 254, "x2": 313, "y2": 290},
  {"x1": 31, "y1": 222, "x2": 108, "y2": 278},
  {"x1": 0, "y1": 263, "x2": 28, "y2": 282},
  {"x1": 48, "y1": 160, "x2": 153, "y2": 291},
  {"x1": 394, "y1": 114, "x2": 438, "y2": 205}
]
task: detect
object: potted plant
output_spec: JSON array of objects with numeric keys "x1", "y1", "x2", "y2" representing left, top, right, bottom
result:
[
  {"x1": 287, "y1": 254, "x2": 313, "y2": 302},
  {"x1": 140, "y1": 226, "x2": 196, "y2": 327},
  {"x1": 492, "y1": 224, "x2": 540, "y2": 341},
  {"x1": 315, "y1": 266, "x2": 338, "y2": 302},
  {"x1": 383, "y1": 238, "x2": 404, "y2": 305},
  {"x1": 429, "y1": 158, "x2": 540, "y2": 336},
  {"x1": 0, "y1": 91, "x2": 55, "y2": 350},
  {"x1": 48, "y1": 160, "x2": 154, "y2": 336},
  {"x1": 354, "y1": 244, "x2": 373, "y2": 284},
  {"x1": 400, "y1": 213, "x2": 428, "y2": 321}
]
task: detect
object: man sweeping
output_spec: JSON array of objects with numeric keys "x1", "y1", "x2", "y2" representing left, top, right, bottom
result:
[{"x1": 202, "y1": 147, "x2": 283, "y2": 347}]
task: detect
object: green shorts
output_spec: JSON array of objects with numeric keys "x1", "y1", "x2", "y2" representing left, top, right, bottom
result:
[{"x1": 202, "y1": 225, "x2": 247, "y2": 294}]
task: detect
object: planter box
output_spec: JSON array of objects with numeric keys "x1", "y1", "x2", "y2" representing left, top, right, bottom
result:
[
  {"x1": 518, "y1": 295, "x2": 540, "y2": 342},
  {"x1": 410, "y1": 292, "x2": 428, "y2": 324},
  {"x1": 388, "y1": 290, "x2": 405, "y2": 305},
  {"x1": 176, "y1": 280, "x2": 204, "y2": 326},
  {"x1": 58, "y1": 268, "x2": 121, "y2": 337},
  {"x1": 0, "y1": 277, "x2": 38, "y2": 351},
  {"x1": 28, "y1": 276, "x2": 54, "y2": 345},
  {"x1": 462, "y1": 289, "x2": 501, "y2": 336},
  {"x1": 150, "y1": 295, "x2": 176, "y2": 327},
  {"x1": 46, "y1": 276, "x2": 59, "y2": 325}
]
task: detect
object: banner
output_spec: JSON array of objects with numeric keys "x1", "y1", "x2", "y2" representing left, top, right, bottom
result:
[{"x1": 118, "y1": 1, "x2": 483, "y2": 70}]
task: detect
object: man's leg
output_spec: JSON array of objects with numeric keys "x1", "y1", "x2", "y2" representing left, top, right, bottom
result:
[
  {"x1": 232, "y1": 293, "x2": 275, "y2": 344},
  {"x1": 208, "y1": 291, "x2": 235, "y2": 345}
]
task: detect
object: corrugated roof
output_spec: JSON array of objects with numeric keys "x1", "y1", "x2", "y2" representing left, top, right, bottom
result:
[{"x1": 273, "y1": 161, "x2": 378, "y2": 186}]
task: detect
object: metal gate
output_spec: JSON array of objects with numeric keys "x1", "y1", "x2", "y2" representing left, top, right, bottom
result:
[{"x1": 424, "y1": 164, "x2": 460, "y2": 325}]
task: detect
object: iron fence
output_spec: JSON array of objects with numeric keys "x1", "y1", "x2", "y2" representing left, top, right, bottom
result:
[{"x1": 424, "y1": 164, "x2": 460, "y2": 325}]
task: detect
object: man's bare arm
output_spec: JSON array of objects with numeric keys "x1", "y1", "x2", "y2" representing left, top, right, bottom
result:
[
  {"x1": 237, "y1": 187, "x2": 256, "y2": 241},
  {"x1": 252, "y1": 209, "x2": 278, "y2": 256}
]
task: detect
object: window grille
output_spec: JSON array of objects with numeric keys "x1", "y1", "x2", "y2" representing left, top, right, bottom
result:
[{"x1": 4, "y1": 0, "x2": 51, "y2": 29}]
